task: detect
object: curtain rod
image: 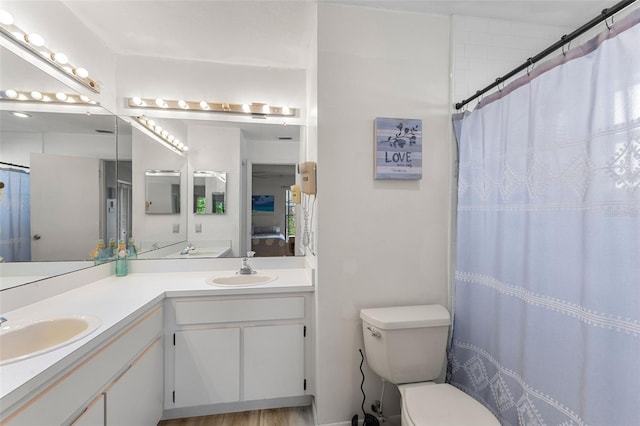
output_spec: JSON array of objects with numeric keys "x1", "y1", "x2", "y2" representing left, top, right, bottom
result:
[
  {"x1": 0, "y1": 161, "x2": 30, "y2": 169},
  {"x1": 454, "y1": 0, "x2": 638, "y2": 110}
]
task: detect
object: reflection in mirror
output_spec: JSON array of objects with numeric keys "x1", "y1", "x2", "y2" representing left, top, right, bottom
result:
[
  {"x1": 145, "y1": 170, "x2": 181, "y2": 215},
  {"x1": 193, "y1": 171, "x2": 226, "y2": 214},
  {"x1": 1, "y1": 44, "x2": 118, "y2": 290}
]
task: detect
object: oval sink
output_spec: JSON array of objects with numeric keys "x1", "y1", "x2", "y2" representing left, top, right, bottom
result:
[
  {"x1": 0, "y1": 315, "x2": 102, "y2": 365},
  {"x1": 209, "y1": 274, "x2": 276, "y2": 286}
]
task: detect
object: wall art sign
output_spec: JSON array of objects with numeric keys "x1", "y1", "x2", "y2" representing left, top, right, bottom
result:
[{"x1": 374, "y1": 117, "x2": 422, "y2": 180}]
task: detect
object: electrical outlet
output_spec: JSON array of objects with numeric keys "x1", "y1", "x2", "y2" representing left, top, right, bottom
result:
[
  {"x1": 195, "y1": 224, "x2": 202, "y2": 233},
  {"x1": 172, "y1": 224, "x2": 179, "y2": 233}
]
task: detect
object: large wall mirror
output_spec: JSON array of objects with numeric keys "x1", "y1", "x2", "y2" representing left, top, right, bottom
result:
[
  {"x1": 0, "y1": 44, "x2": 118, "y2": 289},
  {"x1": 145, "y1": 170, "x2": 181, "y2": 214}
]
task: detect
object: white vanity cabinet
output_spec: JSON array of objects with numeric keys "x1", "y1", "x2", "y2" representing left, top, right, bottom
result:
[
  {"x1": 1, "y1": 306, "x2": 163, "y2": 426},
  {"x1": 166, "y1": 294, "x2": 310, "y2": 413}
]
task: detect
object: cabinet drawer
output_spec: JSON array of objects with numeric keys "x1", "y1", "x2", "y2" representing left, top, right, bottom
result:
[{"x1": 175, "y1": 297, "x2": 304, "y2": 325}]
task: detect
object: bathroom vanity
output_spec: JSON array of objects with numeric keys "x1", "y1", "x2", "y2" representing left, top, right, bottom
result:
[{"x1": 0, "y1": 261, "x2": 314, "y2": 425}]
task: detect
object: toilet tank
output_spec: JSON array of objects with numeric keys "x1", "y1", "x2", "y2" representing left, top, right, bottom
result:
[{"x1": 360, "y1": 305, "x2": 450, "y2": 385}]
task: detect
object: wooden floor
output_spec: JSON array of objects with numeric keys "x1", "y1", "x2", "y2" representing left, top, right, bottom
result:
[{"x1": 158, "y1": 407, "x2": 315, "y2": 426}]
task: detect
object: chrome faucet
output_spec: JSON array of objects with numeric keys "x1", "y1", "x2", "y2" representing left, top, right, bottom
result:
[
  {"x1": 0, "y1": 317, "x2": 7, "y2": 326},
  {"x1": 180, "y1": 242, "x2": 195, "y2": 255},
  {"x1": 238, "y1": 251, "x2": 256, "y2": 275}
]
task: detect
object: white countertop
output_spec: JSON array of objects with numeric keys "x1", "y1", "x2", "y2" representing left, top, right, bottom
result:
[{"x1": 0, "y1": 267, "x2": 312, "y2": 413}]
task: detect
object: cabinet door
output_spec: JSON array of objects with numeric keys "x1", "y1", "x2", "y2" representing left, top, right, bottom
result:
[
  {"x1": 174, "y1": 327, "x2": 240, "y2": 407},
  {"x1": 70, "y1": 394, "x2": 104, "y2": 426},
  {"x1": 105, "y1": 339, "x2": 163, "y2": 425},
  {"x1": 243, "y1": 324, "x2": 304, "y2": 400}
]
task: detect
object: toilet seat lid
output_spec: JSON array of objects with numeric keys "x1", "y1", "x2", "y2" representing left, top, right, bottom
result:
[{"x1": 402, "y1": 383, "x2": 500, "y2": 426}]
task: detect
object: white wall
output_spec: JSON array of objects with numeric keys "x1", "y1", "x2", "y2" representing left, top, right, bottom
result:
[
  {"x1": 131, "y1": 127, "x2": 188, "y2": 248},
  {"x1": 315, "y1": 4, "x2": 452, "y2": 424},
  {"x1": 451, "y1": 15, "x2": 568, "y2": 110},
  {"x1": 187, "y1": 126, "x2": 242, "y2": 256}
]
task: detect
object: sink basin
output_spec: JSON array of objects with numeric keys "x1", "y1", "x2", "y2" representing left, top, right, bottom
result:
[
  {"x1": 209, "y1": 274, "x2": 277, "y2": 286},
  {"x1": 0, "y1": 315, "x2": 102, "y2": 365}
]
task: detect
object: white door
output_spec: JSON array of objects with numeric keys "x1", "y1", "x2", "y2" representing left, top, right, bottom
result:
[
  {"x1": 105, "y1": 339, "x2": 163, "y2": 426},
  {"x1": 174, "y1": 328, "x2": 240, "y2": 407},
  {"x1": 243, "y1": 324, "x2": 305, "y2": 400},
  {"x1": 30, "y1": 153, "x2": 101, "y2": 261}
]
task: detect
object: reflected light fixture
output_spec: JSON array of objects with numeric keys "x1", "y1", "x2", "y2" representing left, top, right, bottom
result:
[
  {"x1": 0, "y1": 9, "x2": 101, "y2": 93},
  {"x1": 0, "y1": 88, "x2": 96, "y2": 105},
  {"x1": 128, "y1": 97, "x2": 296, "y2": 118},
  {"x1": 133, "y1": 116, "x2": 188, "y2": 155}
]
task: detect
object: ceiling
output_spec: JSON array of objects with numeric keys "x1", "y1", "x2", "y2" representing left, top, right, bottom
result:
[{"x1": 61, "y1": 0, "x2": 617, "y2": 69}]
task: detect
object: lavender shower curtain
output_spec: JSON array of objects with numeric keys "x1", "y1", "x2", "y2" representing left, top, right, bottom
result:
[{"x1": 449, "y1": 9, "x2": 640, "y2": 426}]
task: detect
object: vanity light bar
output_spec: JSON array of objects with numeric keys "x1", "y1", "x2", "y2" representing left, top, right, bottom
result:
[
  {"x1": 0, "y1": 89, "x2": 95, "y2": 105},
  {"x1": 0, "y1": 9, "x2": 101, "y2": 93},
  {"x1": 128, "y1": 97, "x2": 296, "y2": 117},
  {"x1": 134, "y1": 116, "x2": 189, "y2": 155}
]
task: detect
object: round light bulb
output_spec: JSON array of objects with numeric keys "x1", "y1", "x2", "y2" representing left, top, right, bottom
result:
[
  {"x1": 262, "y1": 105, "x2": 270, "y2": 114},
  {"x1": 42, "y1": 95, "x2": 51, "y2": 102},
  {"x1": 155, "y1": 98, "x2": 165, "y2": 107},
  {"x1": 155, "y1": 126, "x2": 163, "y2": 133},
  {"x1": 242, "y1": 104, "x2": 251, "y2": 113},
  {"x1": 168, "y1": 135, "x2": 175, "y2": 142},
  {"x1": 282, "y1": 106, "x2": 291, "y2": 115},
  {"x1": 178, "y1": 100, "x2": 188, "y2": 109},
  {"x1": 66, "y1": 97, "x2": 76, "y2": 103},
  {"x1": 4, "y1": 89, "x2": 18, "y2": 99},
  {"x1": 80, "y1": 95, "x2": 91, "y2": 103},
  {"x1": 17, "y1": 94, "x2": 27, "y2": 101},
  {"x1": 74, "y1": 67, "x2": 89, "y2": 78},
  {"x1": 161, "y1": 130, "x2": 169, "y2": 137},
  {"x1": 52, "y1": 52, "x2": 69, "y2": 65},
  {"x1": 146, "y1": 119, "x2": 156, "y2": 127},
  {"x1": 199, "y1": 101, "x2": 209, "y2": 110},
  {"x1": 0, "y1": 10, "x2": 14, "y2": 26},
  {"x1": 55, "y1": 92, "x2": 67, "y2": 101},
  {"x1": 30, "y1": 91, "x2": 43, "y2": 100},
  {"x1": 25, "y1": 33, "x2": 45, "y2": 47},
  {"x1": 174, "y1": 139, "x2": 180, "y2": 146},
  {"x1": 132, "y1": 96, "x2": 142, "y2": 106},
  {"x1": 182, "y1": 146, "x2": 189, "y2": 152}
]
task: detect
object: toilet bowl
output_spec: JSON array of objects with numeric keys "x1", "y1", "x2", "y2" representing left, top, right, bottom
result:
[{"x1": 360, "y1": 305, "x2": 499, "y2": 426}]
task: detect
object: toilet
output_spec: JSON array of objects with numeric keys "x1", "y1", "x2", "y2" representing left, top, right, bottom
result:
[{"x1": 360, "y1": 305, "x2": 500, "y2": 426}]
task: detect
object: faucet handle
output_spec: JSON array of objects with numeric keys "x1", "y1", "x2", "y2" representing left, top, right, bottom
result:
[{"x1": 247, "y1": 251, "x2": 255, "y2": 258}]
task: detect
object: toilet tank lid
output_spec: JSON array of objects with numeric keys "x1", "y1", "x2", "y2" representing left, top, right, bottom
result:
[{"x1": 360, "y1": 305, "x2": 450, "y2": 330}]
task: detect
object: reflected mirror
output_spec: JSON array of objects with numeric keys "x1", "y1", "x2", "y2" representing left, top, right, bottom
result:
[
  {"x1": 0, "y1": 44, "x2": 118, "y2": 290},
  {"x1": 193, "y1": 171, "x2": 226, "y2": 214},
  {"x1": 145, "y1": 170, "x2": 181, "y2": 214}
]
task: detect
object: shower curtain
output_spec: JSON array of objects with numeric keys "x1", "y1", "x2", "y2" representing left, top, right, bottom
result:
[
  {"x1": 449, "y1": 9, "x2": 640, "y2": 426},
  {"x1": 0, "y1": 168, "x2": 31, "y2": 262}
]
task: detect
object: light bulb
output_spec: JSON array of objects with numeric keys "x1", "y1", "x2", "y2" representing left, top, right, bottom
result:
[
  {"x1": 17, "y1": 94, "x2": 27, "y2": 101},
  {"x1": 146, "y1": 119, "x2": 156, "y2": 127},
  {"x1": 132, "y1": 96, "x2": 143, "y2": 106},
  {"x1": 199, "y1": 101, "x2": 209, "y2": 110},
  {"x1": 4, "y1": 89, "x2": 18, "y2": 99},
  {"x1": 55, "y1": 92, "x2": 67, "y2": 101},
  {"x1": 161, "y1": 130, "x2": 169, "y2": 137},
  {"x1": 242, "y1": 104, "x2": 251, "y2": 113},
  {"x1": 80, "y1": 95, "x2": 91, "y2": 103},
  {"x1": 155, "y1": 98, "x2": 166, "y2": 107},
  {"x1": 178, "y1": 100, "x2": 188, "y2": 109},
  {"x1": 74, "y1": 67, "x2": 89, "y2": 78},
  {"x1": 42, "y1": 95, "x2": 51, "y2": 102},
  {"x1": 25, "y1": 33, "x2": 44, "y2": 47},
  {"x1": 282, "y1": 106, "x2": 291, "y2": 115},
  {"x1": 52, "y1": 52, "x2": 69, "y2": 65},
  {"x1": 262, "y1": 105, "x2": 270, "y2": 114},
  {"x1": 182, "y1": 146, "x2": 189, "y2": 152},
  {"x1": 30, "y1": 91, "x2": 43, "y2": 100},
  {"x1": 174, "y1": 139, "x2": 180, "y2": 146},
  {"x1": 66, "y1": 97, "x2": 76, "y2": 103},
  {"x1": 168, "y1": 135, "x2": 175, "y2": 142},
  {"x1": 155, "y1": 125, "x2": 163, "y2": 133},
  {"x1": 0, "y1": 10, "x2": 14, "y2": 26}
]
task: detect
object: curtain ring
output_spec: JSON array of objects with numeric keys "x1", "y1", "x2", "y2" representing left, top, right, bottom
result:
[
  {"x1": 495, "y1": 77, "x2": 504, "y2": 92},
  {"x1": 526, "y1": 58, "x2": 534, "y2": 76},
  {"x1": 602, "y1": 9, "x2": 614, "y2": 30},
  {"x1": 561, "y1": 35, "x2": 571, "y2": 56}
]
